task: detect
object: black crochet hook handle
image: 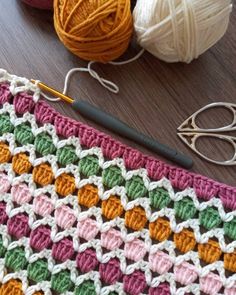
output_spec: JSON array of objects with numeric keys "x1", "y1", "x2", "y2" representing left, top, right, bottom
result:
[{"x1": 72, "y1": 100, "x2": 193, "y2": 169}]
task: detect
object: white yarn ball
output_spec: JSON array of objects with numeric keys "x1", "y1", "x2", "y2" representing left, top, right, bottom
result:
[{"x1": 133, "y1": 0, "x2": 232, "y2": 63}]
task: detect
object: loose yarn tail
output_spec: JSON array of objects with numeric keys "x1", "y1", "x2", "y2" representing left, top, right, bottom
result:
[{"x1": 40, "y1": 49, "x2": 145, "y2": 102}]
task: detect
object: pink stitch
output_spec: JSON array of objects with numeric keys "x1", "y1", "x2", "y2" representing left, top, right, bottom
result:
[
  {"x1": 52, "y1": 238, "x2": 74, "y2": 262},
  {"x1": 149, "y1": 251, "x2": 173, "y2": 274},
  {"x1": 79, "y1": 126, "x2": 101, "y2": 148},
  {"x1": 123, "y1": 270, "x2": 147, "y2": 295},
  {"x1": 101, "y1": 137, "x2": 124, "y2": 159},
  {"x1": 0, "y1": 83, "x2": 11, "y2": 104},
  {"x1": 76, "y1": 248, "x2": 98, "y2": 273},
  {"x1": 149, "y1": 283, "x2": 170, "y2": 295},
  {"x1": 124, "y1": 238, "x2": 146, "y2": 261},
  {"x1": 0, "y1": 202, "x2": 8, "y2": 224},
  {"x1": 99, "y1": 258, "x2": 122, "y2": 284},
  {"x1": 34, "y1": 101, "x2": 56, "y2": 124},
  {"x1": 168, "y1": 168, "x2": 192, "y2": 190},
  {"x1": 123, "y1": 149, "x2": 145, "y2": 170},
  {"x1": 11, "y1": 183, "x2": 32, "y2": 205},
  {"x1": 13, "y1": 92, "x2": 35, "y2": 114},
  {"x1": 225, "y1": 284, "x2": 236, "y2": 295},
  {"x1": 145, "y1": 159, "x2": 169, "y2": 181},
  {"x1": 77, "y1": 218, "x2": 99, "y2": 241},
  {"x1": 0, "y1": 173, "x2": 10, "y2": 193},
  {"x1": 101, "y1": 228, "x2": 123, "y2": 250},
  {"x1": 30, "y1": 225, "x2": 51, "y2": 250},
  {"x1": 33, "y1": 195, "x2": 54, "y2": 216},
  {"x1": 200, "y1": 272, "x2": 222, "y2": 295},
  {"x1": 174, "y1": 262, "x2": 198, "y2": 285},
  {"x1": 192, "y1": 176, "x2": 218, "y2": 201},
  {"x1": 55, "y1": 205, "x2": 76, "y2": 229},
  {"x1": 54, "y1": 114, "x2": 79, "y2": 138},
  {"x1": 219, "y1": 186, "x2": 236, "y2": 210},
  {"x1": 7, "y1": 213, "x2": 29, "y2": 238}
]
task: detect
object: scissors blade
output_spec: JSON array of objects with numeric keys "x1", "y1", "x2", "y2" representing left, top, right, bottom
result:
[
  {"x1": 177, "y1": 132, "x2": 236, "y2": 166},
  {"x1": 178, "y1": 102, "x2": 236, "y2": 133}
]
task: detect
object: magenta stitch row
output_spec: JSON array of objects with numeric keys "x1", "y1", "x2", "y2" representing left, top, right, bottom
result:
[{"x1": 0, "y1": 83, "x2": 235, "y2": 210}]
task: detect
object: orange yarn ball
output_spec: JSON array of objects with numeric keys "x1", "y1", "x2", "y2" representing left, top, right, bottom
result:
[{"x1": 54, "y1": 0, "x2": 133, "y2": 63}]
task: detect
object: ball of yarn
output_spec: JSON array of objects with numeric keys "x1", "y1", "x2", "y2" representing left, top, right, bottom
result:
[
  {"x1": 21, "y1": 0, "x2": 53, "y2": 10},
  {"x1": 133, "y1": 0, "x2": 232, "y2": 63},
  {"x1": 54, "y1": 0, "x2": 133, "y2": 63}
]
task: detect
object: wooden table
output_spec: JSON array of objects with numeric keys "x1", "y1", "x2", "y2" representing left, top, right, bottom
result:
[{"x1": 0, "y1": 1, "x2": 235, "y2": 186}]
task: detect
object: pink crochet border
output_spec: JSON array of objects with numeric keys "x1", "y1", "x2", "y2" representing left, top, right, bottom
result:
[{"x1": 1, "y1": 84, "x2": 236, "y2": 210}]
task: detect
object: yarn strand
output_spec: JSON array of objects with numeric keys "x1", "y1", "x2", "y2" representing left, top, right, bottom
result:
[{"x1": 40, "y1": 49, "x2": 145, "y2": 101}]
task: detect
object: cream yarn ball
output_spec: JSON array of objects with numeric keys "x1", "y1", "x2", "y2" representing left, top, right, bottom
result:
[{"x1": 133, "y1": 0, "x2": 232, "y2": 63}]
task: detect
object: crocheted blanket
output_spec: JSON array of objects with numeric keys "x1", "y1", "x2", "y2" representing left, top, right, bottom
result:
[{"x1": 0, "y1": 69, "x2": 235, "y2": 295}]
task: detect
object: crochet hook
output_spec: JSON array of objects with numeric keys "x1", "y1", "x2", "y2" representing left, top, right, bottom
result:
[{"x1": 31, "y1": 80, "x2": 193, "y2": 169}]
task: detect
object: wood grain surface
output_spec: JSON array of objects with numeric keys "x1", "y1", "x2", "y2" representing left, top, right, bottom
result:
[{"x1": 0, "y1": 0, "x2": 235, "y2": 186}]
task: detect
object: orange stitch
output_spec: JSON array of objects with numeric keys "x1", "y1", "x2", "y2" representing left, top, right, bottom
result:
[
  {"x1": 149, "y1": 218, "x2": 172, "y2": 241},
  {"x1": 12, "y1": 153, "x2": 32, "y2": 175},
  {"x1": 125, "y1": 206, "x2": 147, "y2": 231},
  {"x1": 33, "y1": 292, "x2": 44, "y2": 295},
  {"x1": 78, "y1": 184, "x2": 99, "y2": 207},
  {"x1": 198, "y1": 240, "x2": 222, "y2": 263},
  {"x1": 55, "y1": 173, "x2": 76, "y2": 197},
  {"x1": 0, "y1": 279, "x2": 23, "y2": 295},
  {"x1": 33, "y1": 163, "x2": 54, "y2": 186},
  {"x1": 102, "y1": 195, "x2": 124, "y2": 219},
  {"x1": 174, "y1": 229, "x2": 196, "y2": 253},
  {"x1": 0, "y1": 142, "x2": 11, "y2": 164},
  {"x1": 224, "y1": 250, "x2": 236, "y2": 272}
]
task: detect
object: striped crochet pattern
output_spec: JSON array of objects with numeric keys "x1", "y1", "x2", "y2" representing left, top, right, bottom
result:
[{"x1": 0, "y1": 69, "x2": 235, "y2": 295}]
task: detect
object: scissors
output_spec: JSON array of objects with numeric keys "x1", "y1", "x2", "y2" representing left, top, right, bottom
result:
[{"x1": 177, "y1": 102, "x2": 236, "y2": 166}]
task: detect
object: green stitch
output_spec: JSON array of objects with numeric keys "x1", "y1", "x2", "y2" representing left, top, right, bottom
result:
[
  {"x1": 174, "y1": 197, "x2": 197, "y2": 220},
  {"x1": 0, "y1": 114, "x2": 14, "y2": 135},
  {"x1": 14, "y1": 123, "x2": 34, "y2": 145},
  {"x1": 57, "y1": 146, "x2": 78, "y2": 166},
  {"x1": 51, "y1": 270, "x2": 73, "y2": 293},
  {"x1": 75, "y1": 280, "x2": 96, "y2": 295},
  {"x1": 79, "y1": 155, "x2": 100, "y2": 177},
  {"x1": 149, "y1": 187, "x2": 171, "y2": 209},
  {"x1": 27, "y1": 259, "x2": 50, "y2": 282},
  {"x1": 224, "y1": 218, "x2": 236, "y2": 240},
  {"x1": 0, "y1": 236, "x2": 6, "y2": 257},
  {"x1": 102, "y1": 166, "x2": 124, "y2": 188},
  {"x1": 108, "y1": 293, "x2": 118, "y2": 295},
  {"x1": 5, "y1": 247, "x2": 27, "y2": 271},
  {"x1": 199, "y1": 207, "x2": 222, "y2": 229},
  {"x1": 35, "y1": 133, "x2": 56, "y2": 156},
  {"x1": 125, "y1": 176, "x2": 147, "y2": 200}
]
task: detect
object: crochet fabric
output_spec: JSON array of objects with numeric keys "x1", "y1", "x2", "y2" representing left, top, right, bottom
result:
[{"x1": 0, "y1": 70, "x2": 235, "y2": 295}]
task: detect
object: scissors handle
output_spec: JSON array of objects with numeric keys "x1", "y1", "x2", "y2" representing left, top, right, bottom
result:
[{"x1": 178, "y1": 102, "x2": 236, "y2": 133}]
